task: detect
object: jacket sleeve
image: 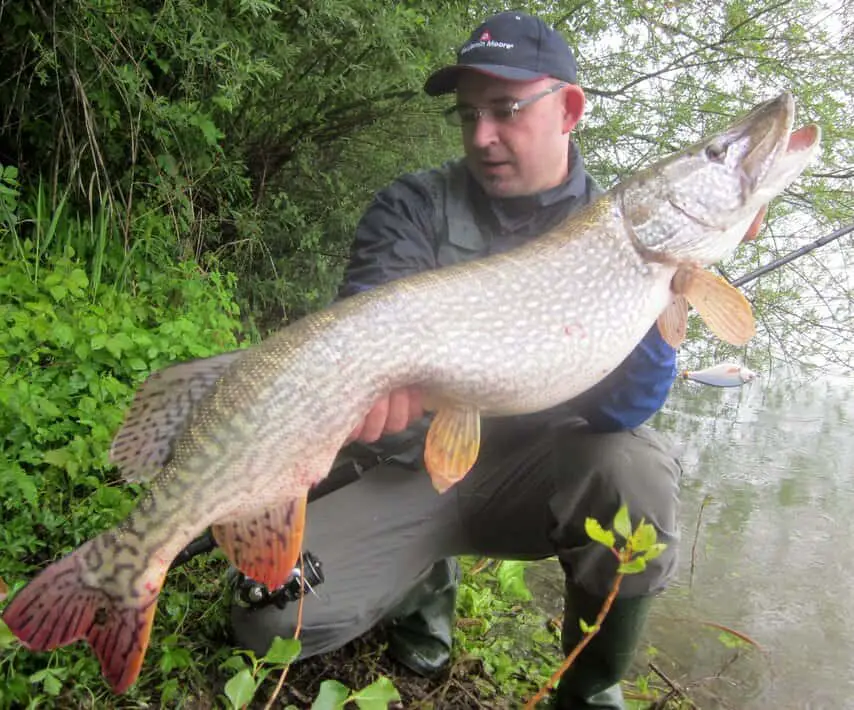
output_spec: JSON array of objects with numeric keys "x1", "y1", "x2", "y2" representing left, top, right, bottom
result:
[
  {"x1": 570, "y1": 325, "x2": 677, "y2": 432},
  {"x1": 338, "y1": 174, "x2": 438, "y2": 297}
]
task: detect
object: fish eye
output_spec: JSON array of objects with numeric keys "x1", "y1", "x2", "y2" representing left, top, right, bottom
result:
[{"x1": 705, "y1": 142, "x2": 727, "y2": 162}]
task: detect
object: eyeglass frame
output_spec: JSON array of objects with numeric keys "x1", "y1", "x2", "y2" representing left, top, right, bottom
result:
[{"x1": 443, "y1": 81, "x2": 569, "y2": 127}]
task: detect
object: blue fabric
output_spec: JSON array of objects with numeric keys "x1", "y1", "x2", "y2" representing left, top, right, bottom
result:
[{"x1": 574, "y1": 325, "x2": 677, "y2": 433}]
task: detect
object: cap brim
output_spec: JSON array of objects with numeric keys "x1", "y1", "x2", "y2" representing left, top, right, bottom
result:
[{"x1": 424, "y1": 64, "x2": 548, "y2": 96}]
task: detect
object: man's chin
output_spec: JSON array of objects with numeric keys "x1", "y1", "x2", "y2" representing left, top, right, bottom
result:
[{"x1": 472, "y1": 171, "x2": 523, "y2": 199}]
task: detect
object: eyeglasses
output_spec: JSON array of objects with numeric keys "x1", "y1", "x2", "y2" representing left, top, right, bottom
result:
[{"x1": 443, "y1": 82, "x2": 568, "y2": 127}]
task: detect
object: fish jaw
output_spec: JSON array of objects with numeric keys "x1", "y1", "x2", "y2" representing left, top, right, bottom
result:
[{"x1": 618, "y1": 91, "x2": 821, "y2": 266}]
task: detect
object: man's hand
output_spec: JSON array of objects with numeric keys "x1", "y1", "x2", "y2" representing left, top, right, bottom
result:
[{"x1": 346, "y1": 387, "x2": 425, "y2": 444}]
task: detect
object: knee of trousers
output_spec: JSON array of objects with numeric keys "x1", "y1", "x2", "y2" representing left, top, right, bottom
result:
[{"x1": 548, "y1": 426, "x2": 682, "y2": 599}]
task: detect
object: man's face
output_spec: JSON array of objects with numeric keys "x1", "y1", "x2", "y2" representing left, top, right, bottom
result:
[{"x1": 455, "y1": 72, "x2": 583, "y2": 198}]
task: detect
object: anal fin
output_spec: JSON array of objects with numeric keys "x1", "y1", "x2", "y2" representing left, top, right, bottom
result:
[
  {"x1": 424, "y1": 404, "x2": 481, "y2": 493},
  {"x1": 212, "y1": 495, "x2": 308, "y2": 590}
]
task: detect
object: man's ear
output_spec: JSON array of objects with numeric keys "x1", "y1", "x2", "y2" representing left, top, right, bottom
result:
[{"x1": 562, "y1": 84, "x2": 586, "y2": 134}]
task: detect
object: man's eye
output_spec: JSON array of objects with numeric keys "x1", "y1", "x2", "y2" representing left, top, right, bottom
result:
[{"x1": 488, "y1": 106, "x2": 515, "y2": 121}]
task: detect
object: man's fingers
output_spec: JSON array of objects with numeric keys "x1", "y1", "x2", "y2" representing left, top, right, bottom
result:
[
  {"x1": 408, "y1": 386, "x2": 425, "y2": 422},
  {"x1": 345, "y1": 387, "x2": 425, "y2": 445},
  {"x1": 383, "y1": 388, "x2": 412, "y2": 435},
  {"x1": 359, "y1": 394, "x2": 390, "y2": 443}
]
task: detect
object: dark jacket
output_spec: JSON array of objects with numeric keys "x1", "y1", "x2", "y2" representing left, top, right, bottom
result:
[{"x1": 339, "y1": 144, "x2": 676, "y2": 434}]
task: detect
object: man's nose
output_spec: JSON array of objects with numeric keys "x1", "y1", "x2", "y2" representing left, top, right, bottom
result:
[{"x1": 468, "y1": 113, "x2": 501, "y2": 147}]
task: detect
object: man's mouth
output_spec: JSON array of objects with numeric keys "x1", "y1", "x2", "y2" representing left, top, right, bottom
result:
[{"x1": 480, "y1": 160, "x2": 511, "y2": 174}]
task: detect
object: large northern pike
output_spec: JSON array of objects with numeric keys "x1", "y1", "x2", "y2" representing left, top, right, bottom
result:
[{"x1": 3, "y1": 92, "x2": 820, "y2": 693}]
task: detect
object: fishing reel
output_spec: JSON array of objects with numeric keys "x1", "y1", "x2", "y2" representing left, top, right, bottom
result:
[
  {"x1": 231, "y1": 551, "x2": 325, "y2": 610},
  {"x1": 171, "y1": 529, "x2": 325, "y2": 610}
]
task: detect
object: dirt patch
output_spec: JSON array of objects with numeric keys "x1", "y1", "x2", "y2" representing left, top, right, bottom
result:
[{"x1": 266, "y1": 626, "x2": 518, "y2": 709}]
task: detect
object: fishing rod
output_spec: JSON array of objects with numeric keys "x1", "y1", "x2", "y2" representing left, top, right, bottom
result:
[
  {"x1": 732, "y1": 221, "x2": 854, "y2": 288},
  {"x1": 684, "y1": 222, "x2": 852, "y2": 388}
]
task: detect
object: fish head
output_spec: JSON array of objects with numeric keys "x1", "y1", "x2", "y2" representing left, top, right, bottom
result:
[
  {"x1": 619, "y1": 91, "x2": 821, "y2": 265},
  {"x1": 738, "y1": 366, "x2": 758, "y2": 383}
]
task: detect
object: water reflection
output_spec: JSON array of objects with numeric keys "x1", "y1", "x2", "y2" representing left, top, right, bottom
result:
[
  {"x1": 646, "y1": 373, "x2": 854, "y2": 709},
  {"x1": 530, "y1": 372, "x2": 854, "y2": 709}
]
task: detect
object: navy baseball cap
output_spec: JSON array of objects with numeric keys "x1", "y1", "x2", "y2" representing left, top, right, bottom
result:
[{"x1": 424, "y1": 12, "x2": 578, "y2": 96}]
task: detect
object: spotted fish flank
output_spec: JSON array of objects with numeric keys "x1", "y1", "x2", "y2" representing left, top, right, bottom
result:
[{"x1": 2, "y1": 93, "x2": 821, "y2": 694}]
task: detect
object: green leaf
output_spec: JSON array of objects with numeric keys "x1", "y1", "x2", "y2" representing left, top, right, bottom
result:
[
  {"x1": 495, "y1": 560, "x2": 532, "y2": 601},
  {"x1": 128, "y1": 357, "x2": 149, "y2": 371},
  {"x1": 0, "y1": 618, "x2": 17, "y2": 649},
  {"x1": 617, "y1": 558, "x2": 647, "y2": 575},
  {"x1": 49, "y1": 284, "x2": 67, "y2": 302},
  {"x1": 91, "y1": 333, "x2": 108, "y2": 350},
  {"x1": 9, "y1": 467, "x2": 38, "y2": 505},
  {"x1": 628, "y1": 521, "x2": 657, "y2": 553},
  {"x1": 219, "y1": 655, "x2": 249, "y2": 673},
  {"x1": 613, "y1": 504, "x2": 632, "y2": 540},
  {"x1": 350, "y1": 676, "x2": 401, "y2": 710},
  {"x1": 310, "y1": 679, "x2": 351, "y2": 710},
  {"x1": 642, "y1": 543, "x2": 668, "y2": 562},
  {"x1": 584, "y1": 517, "x2": 615, "y2": 548},
  {"x1": 157, "y1": 153, "x2": 179, "y2": 176},
  {"x1": 579, "y1": 618, "x2": 599, "y2": 634},
  {"x1": 194, "y1": 115, "x2": 225, "y2": 146},
  {"x1": 43, "y1": 448, "x2": 72, "y2": 468},
  {"x1": 42, "y1": 671, "x2": 63, "y2": 696},
  {"x1": 36, "y1": 397, "x2": 62, "y2": 418},
  {"x1": 106, "y1": 333, "x2": 135, "y2": 358},
  {"x1": 224, "y1": 668, "x2": 257, "y2": 709},
  {"x1": 51, "y1": 321, "x2": 75, "y2": 346},
  {"x1": 263, "y1": 636, "x2": 301, "y2": 665},
  {"x1": 67, "y1": 268, "x2": 89, "y2": 293}
]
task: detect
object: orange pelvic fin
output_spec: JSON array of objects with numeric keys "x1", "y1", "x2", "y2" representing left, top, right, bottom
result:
[
  {"x1": 424, "y1": 403, "x2": 482, "y2": 493},
  {"x1": 2, "y1": 542, "x2": 164, "y2": 694},
  {"x1": 212, "y1": 495, "x2": 308, "y2": 590}
]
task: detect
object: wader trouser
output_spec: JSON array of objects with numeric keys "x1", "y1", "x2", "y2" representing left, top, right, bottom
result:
[{"x1": 230, "y1": 418, "x2": 681, "y2": 707}]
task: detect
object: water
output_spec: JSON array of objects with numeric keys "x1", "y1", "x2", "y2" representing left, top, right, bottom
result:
[{"x1": 530, "y1": 371, "x2": 854, "y2": 709}]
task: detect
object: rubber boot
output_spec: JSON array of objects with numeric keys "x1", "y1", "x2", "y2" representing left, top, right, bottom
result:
[
  {"x1": 383, "y1": 558, "x2": 460, "y2": 677},
  {"x1": 553, "y1": 583, "x2": 653, "y2": 709}
]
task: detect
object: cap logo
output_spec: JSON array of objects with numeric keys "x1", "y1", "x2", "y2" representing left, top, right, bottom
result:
[{"x1": 460, "y1": 32, "x2": 515, "y2": 56}]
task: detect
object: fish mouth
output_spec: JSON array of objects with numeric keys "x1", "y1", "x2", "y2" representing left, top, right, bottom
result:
[
  {"x1": 614, "y1": 91, "x2": 820, "y2": 265},
  {"x1": 730, "y1": 92, "x2": 821, "y2": 198}
]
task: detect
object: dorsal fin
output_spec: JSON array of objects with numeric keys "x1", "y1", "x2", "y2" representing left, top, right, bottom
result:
[{"x1": 109, "y1": 350, "x2": 247, "y2": 482}]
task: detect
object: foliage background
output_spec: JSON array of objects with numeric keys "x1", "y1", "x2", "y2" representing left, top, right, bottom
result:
[{"x1": 0, "y1": 0, "x2": 852, "y2": 706}]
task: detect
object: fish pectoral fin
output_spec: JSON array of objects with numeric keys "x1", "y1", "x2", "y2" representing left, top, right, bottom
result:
[
  {"x1": 212, "y1": 494, "x2": 307, "y2": 591},
  {"x1": 424, "y1": 404, "x2": 481, "y2": 493},
  {"x1": 110, "y1": 350, "x2": 247, "y2": 483},
  {"x1": 657, "y1": 295, "x2": 690, "y2": 348},
  {"x1": 675, "y1": 266, "x2": 756, "y2": 346}
]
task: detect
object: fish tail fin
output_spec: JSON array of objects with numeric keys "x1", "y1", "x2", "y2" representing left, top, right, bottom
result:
[{"x1": 2, "y1": 542, "x2": 162, "y2": 694}]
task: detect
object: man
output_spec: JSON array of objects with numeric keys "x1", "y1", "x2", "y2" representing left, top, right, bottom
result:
[{"x1": 231, "y1": 12, "x2": 682, "y2": 708}]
